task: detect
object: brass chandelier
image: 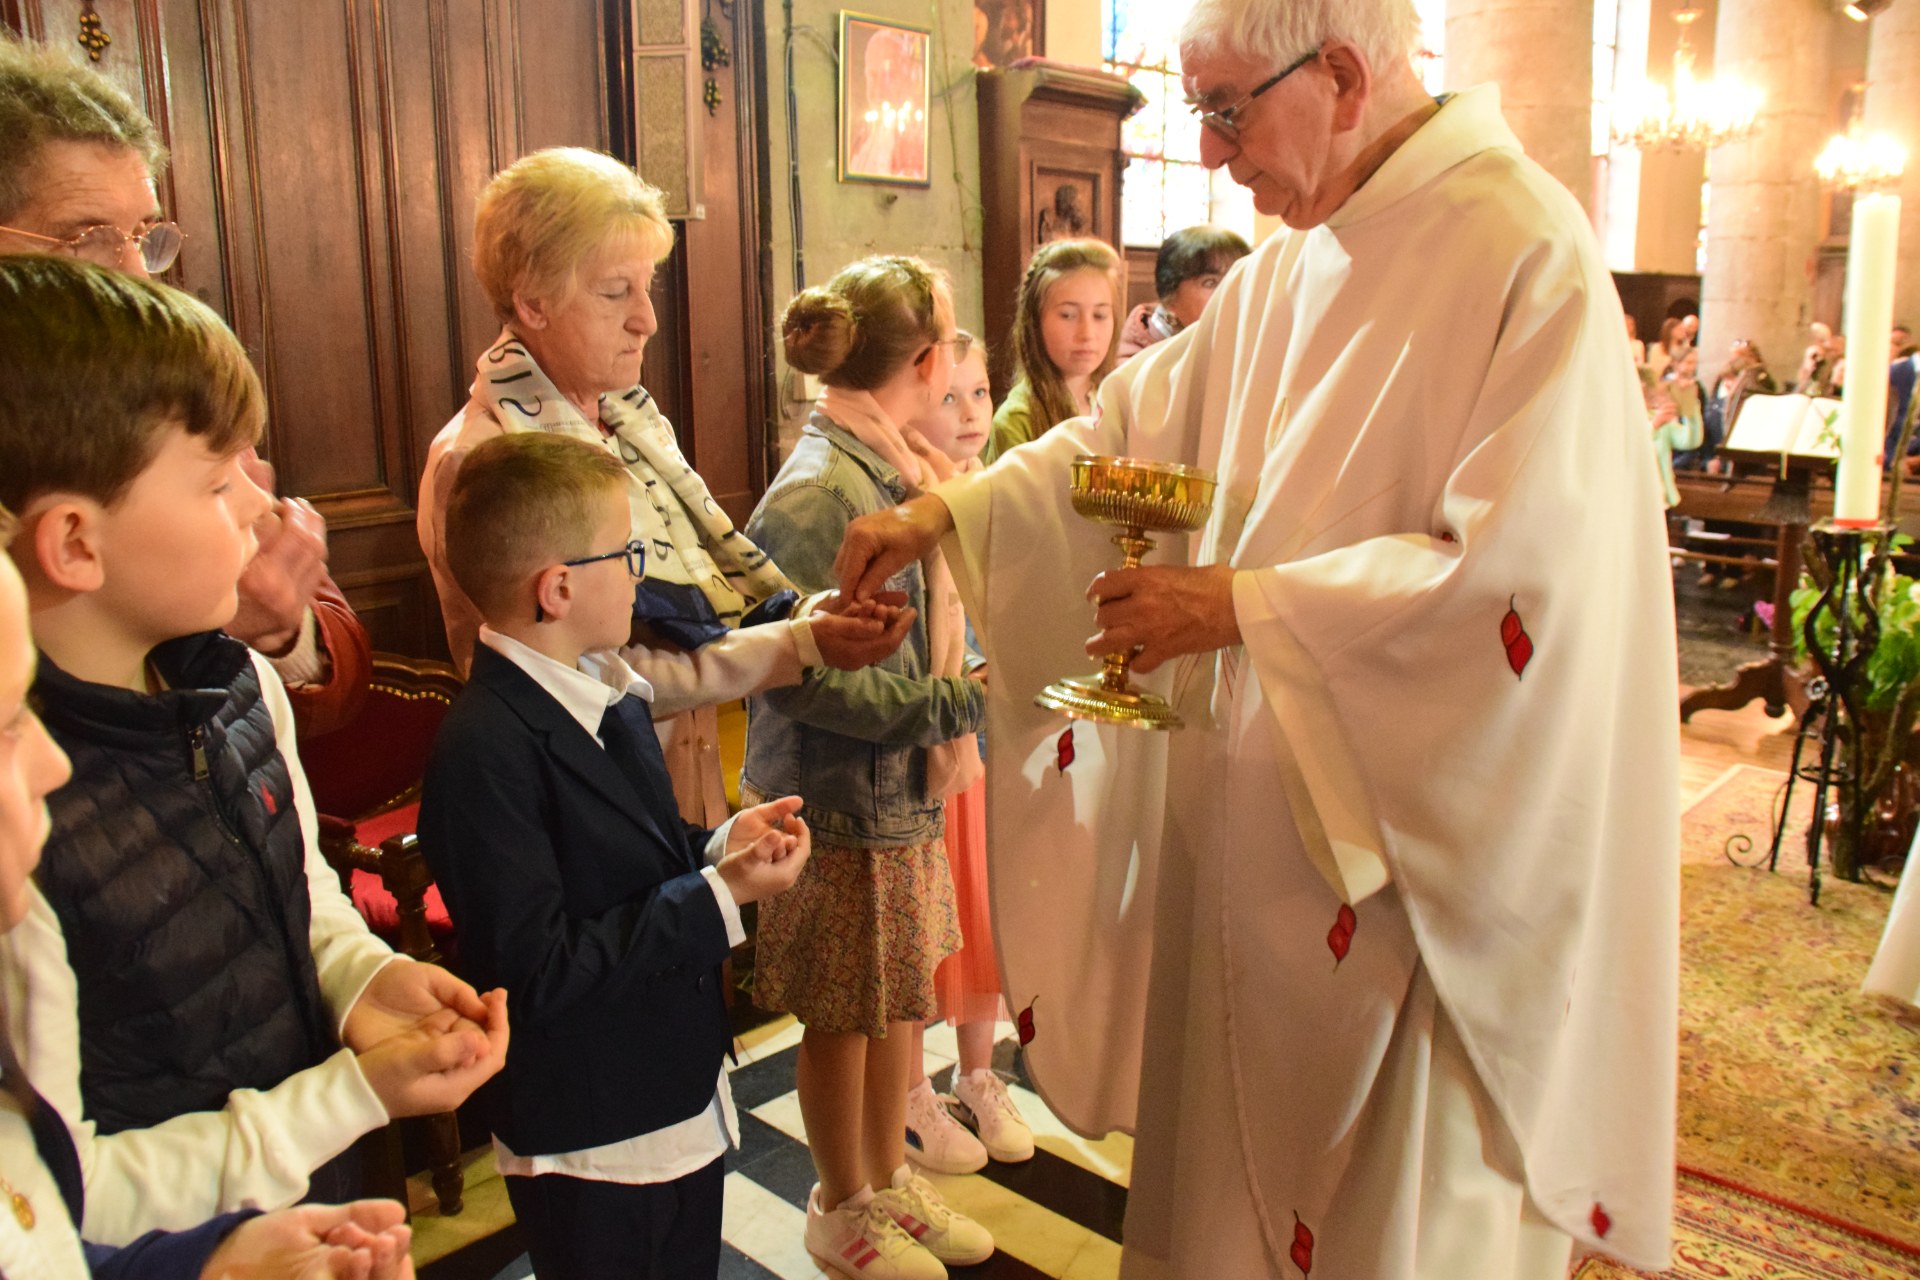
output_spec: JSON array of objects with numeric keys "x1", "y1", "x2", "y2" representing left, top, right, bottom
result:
[{"x1": 1612, "y1": 7, "x2": 1762, "y2": 152}]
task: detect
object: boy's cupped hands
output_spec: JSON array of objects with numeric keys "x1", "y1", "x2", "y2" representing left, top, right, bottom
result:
[
  {"x1": 199, "y1": 1198, "x2": 415, "y2": 1280},
  {"x1": 344, "y1": 959, "x2": 510, "y2": 1118},
  {"x1": 716, "y1": 794, "x2": 812, "y2": 905}
]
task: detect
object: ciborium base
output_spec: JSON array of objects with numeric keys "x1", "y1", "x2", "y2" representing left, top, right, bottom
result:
[{"x1": 1035, "y1": 674, "x2": 1184, "y2": 731}]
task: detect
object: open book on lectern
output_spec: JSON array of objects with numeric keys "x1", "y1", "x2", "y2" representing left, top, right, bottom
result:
[{"x1": 1724, "y1": 393, "x2": 1845, "y2": 458}]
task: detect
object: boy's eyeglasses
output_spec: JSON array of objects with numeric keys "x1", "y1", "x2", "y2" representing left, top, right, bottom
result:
[
  {"x1": 0, "y1": 221, "x2": 185, "y2": 273},
  {"x1": 562, "y1": 539, "x2": 647, "y2": 579},
  {"x1": 1188, "y1": 46, "x2": 1321, "y2": 144},
  {"x1": 536, "y1": 540, "x2": 647, "y2": 621}
]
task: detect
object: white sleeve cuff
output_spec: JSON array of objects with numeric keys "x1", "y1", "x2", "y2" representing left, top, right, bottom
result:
[
  {"x1": 790, "y1": 614, "x2": 824, "y2": 669},
  {"x1": 703, "y1": 814, "x2": 738, "y2": 867},
  {"x1": 699, "y1": 865, "x2": 747, "y2": 949},
  {"x1": 267, "y1": 608, "x2": 325, "y2": 687}
]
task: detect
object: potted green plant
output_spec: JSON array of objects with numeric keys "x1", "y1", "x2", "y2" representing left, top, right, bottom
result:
[{"x1": 1791, "y1": 545, "x2": 1920, "y2": 879}]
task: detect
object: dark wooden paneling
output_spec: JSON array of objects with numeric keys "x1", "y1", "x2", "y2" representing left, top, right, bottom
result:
[
  {"x1": 680, "y1": 0, "x2": 769, "y2": 527},
  {"x1": 8, "y1": 0, "x2": 771, "y2": 655},
  {"x1": 609, "y1": 0, "x2": 770, "y2": 529},
  {"x1": 977, "y1": 63, "x2": 1137, "y2": 398},
  {"x1": 1124, "y1": 244, "x2": 1154, "y2": 313},
  {"x1": 1613, "y1": 271, "x2": 1701, "y2": 350},
  {"x1": 6, "y1": 0, "x2": 623, "y2": 658}
]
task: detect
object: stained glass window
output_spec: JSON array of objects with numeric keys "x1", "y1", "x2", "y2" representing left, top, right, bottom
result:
[
  {"x1": 1104, "y1": 0, "x2": 1254, "y2": 248},
  {"x1": 1412, "y1": 0, "x2": 1446, "y2": 93}
]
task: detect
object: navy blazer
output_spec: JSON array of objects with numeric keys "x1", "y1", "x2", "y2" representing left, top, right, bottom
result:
[{"x1": 417, "y1": 645, "x2": 734, "y2": 1157}]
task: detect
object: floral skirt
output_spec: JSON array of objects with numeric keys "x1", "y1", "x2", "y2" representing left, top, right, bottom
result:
[{"x1": 750, "y1": 802, "x2": 961, "y2": 1037}]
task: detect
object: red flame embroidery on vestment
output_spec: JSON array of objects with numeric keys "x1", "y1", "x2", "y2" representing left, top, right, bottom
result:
[
  {"x1": 1290, "y1": 1214, "x2": 1314, "y2": 1274},
  {"x1": 1327, "y1": 904, "x2": 1357, "y2": 965},
  {"x1": 1016, "y1": 997, "x2": 1038, "y2": 1046},
  {"x1": 1501, "y1": 596, "x2": 1534, "y2": 678}
]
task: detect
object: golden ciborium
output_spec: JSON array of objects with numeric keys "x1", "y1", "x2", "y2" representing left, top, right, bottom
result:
[{"x1": 1035, "y1": 455, "x2": 1217, "y2": 731}]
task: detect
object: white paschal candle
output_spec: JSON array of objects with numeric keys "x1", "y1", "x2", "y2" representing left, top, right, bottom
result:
[{"x1": 1834, "y1": 190, "x2": 1900, "y2": 524}]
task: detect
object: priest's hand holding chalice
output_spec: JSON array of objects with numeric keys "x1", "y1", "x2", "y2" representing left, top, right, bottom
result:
[
  {"x1": 1033, "y1": 456, "x2": 1216, "y2": 729},
  {"x1": 833, "y1": 453, "x2": 1237, "y2": 729}
]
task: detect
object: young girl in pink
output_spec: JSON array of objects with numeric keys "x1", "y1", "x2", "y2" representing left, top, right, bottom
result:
[{"x1": 900, "y1": 336, "x2": 1035, "y2": 1174}]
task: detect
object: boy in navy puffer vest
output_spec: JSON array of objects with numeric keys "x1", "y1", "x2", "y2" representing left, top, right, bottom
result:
[{"x1": 0, "y1": 256, "x2": 510, "y2": 1246}]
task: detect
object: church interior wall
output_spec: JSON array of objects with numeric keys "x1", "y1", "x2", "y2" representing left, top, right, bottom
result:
[{"x1": 759, "y1": 0, "x2": 989, "y2": 456}]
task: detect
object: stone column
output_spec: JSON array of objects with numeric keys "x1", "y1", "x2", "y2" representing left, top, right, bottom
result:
[
  {"x1": 1698, "y1": 0, "x2": 1832, "y2": 387},
  {"x1": 1445, "y1": 0, "x2": 1595, "y2": 203},
  {"x1": 1864, "y1": 3, "x2": 1920, "y2": 333}
]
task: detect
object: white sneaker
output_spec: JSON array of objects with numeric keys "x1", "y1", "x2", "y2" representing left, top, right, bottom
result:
[
  {"x1": 876, "y1": 1165, "x2": 995, "y2": 1268},
  {"x1": 952, "y1": 1069, "x2": 1035, "y2": 1163},
  {"x1": 805, "y1": 1184, "x2": 948, "y2": 1280},
  {"x1": 904, "y1": 1077, "x2": 988, "y2": 1175}
]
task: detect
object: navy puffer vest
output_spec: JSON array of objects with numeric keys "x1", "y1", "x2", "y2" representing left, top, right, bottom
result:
[{"x1": 33, "y1": 632, "x2": 335, "y2": 1135}]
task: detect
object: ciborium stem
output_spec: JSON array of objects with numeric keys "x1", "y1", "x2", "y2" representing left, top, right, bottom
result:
[{"x1": 1099, "y1": 526, "x2": 1156, "y2": 692}]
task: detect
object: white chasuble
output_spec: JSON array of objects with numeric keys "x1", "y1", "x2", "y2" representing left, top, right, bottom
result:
[{"x1": 936, "y1": 86, "x2": 1678, "y2": 1277}]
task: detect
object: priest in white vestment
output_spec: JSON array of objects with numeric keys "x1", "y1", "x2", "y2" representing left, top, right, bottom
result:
[{"x1": 836, "y1": 2, "x2": 1680, "y2": 1276}]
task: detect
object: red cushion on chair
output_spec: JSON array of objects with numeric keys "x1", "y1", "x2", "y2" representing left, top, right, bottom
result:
[
  {"x1": 342, "y1": 802, "x2": 455, "y2": 951},
  {"x1": 301, "y1": 672, "x2": 457, "y2": 820}
]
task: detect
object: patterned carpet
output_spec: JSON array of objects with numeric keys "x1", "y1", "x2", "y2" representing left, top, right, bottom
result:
[
  {"x1": 1585, "y1": 764, "x2": 1920, "y2": 1278},
  {"x1": 1572, "y1": 1169, "x2": 1920, "y2": 1279}
]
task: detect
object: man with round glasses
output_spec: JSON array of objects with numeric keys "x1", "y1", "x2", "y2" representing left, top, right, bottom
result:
[
  {"x1": 0, "y1": 36, "x2": 371, "y2": 737},
  {"x1": 835, "y1": 0, "x2": 1678, "y2": 1275}
]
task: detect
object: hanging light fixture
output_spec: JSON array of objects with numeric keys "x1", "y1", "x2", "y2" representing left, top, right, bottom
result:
[
  {"x1": 1612, "y1": 7, "x2": 1763, "y2": 152},
  {"x1": 1815, "y1": 85, "x2": 1907, "y2": 192},
  {"x1": 1843, "y1": 0, "x2": 1893, "y2": 22}
]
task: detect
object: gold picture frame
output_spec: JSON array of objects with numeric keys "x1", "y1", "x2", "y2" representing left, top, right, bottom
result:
[{"x1": 839, "y1": 12, "x2": 932, "y2": 186}]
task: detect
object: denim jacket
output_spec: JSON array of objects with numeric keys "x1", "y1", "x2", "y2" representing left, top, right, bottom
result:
[{"x1": 742, "y1": 414, "x2": 987, "y2": 848}]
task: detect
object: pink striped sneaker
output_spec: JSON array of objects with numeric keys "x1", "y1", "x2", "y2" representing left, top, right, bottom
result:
[
  {"x1": 805, "y1": 1183, "x2": 947, "y2": 1280},
  {"x1": 875, "y1": 1165, "x2": 995, "y2": 1267}
]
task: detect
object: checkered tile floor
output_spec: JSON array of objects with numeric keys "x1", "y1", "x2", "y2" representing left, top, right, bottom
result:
[{"x1": 467, "y1": 1019, "x2": 1134, "y2": 1280}]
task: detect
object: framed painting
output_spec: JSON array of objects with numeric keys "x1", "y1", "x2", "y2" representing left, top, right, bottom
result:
[
  {"x1": 839, "y1": 12, "x2": 931, "y2": 185},
  {"x1": 972, "y1": 0, "x2": 1042, "y2": 68}
]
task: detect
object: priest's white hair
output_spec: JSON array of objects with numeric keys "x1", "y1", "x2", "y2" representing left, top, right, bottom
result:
[{"x1": 1179, "y1": 0, "x2": 1422, "y2": 80}]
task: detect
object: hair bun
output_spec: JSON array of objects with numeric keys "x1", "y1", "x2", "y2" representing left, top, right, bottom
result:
[{"x1": 783, "y1": 288, "x2": 858, "y2": 377}]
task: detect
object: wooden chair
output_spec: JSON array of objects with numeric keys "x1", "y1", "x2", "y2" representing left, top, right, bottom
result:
[{"x1": 301, "y1": 653, "x2": 467, "y2": 1216}]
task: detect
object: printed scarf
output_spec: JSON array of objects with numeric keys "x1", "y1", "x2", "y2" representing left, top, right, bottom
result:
[{"x1": 475, "y1": 330, "x2": 793, "y2": 639}]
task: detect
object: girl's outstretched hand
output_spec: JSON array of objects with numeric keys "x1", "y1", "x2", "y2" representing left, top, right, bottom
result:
[{"x1": 809, "y1": 601, "x2": 916, "y2": 669}]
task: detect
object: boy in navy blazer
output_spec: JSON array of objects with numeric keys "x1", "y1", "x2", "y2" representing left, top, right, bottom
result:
[{"x1": 419, "y1": 433, "x2": 812, "y2": 1278}]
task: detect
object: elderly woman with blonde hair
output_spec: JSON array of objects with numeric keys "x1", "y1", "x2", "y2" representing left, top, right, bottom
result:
[{"x1": 419, "y1": 147, "x2": 907, "y2": 824}]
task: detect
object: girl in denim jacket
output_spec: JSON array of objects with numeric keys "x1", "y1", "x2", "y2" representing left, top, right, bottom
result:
[{"x1": 743, "y1": 256, "x2": 992, "y2": 1280}]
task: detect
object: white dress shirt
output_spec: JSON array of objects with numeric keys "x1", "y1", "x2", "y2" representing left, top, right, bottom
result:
[{"x1": 477, "y1": 628, "x2": 744, "y2": 1183}]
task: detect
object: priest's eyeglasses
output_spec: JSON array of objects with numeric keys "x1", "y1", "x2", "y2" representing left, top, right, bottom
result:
[
  {"x1": 0, "y1": 220, "x2": 185, "y2": 273},
  {"x1": 1189, "y1": 46, "x2": 1322, "y2": 144}
]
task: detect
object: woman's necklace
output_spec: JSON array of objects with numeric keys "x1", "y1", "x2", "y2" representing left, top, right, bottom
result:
[{"x1": 0, "y1": 1170, "x2": 34, "y2": 1229}]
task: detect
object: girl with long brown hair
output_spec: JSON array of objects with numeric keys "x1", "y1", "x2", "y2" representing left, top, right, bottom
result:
[{"x1": 986, "y1": 238, "x2": 1122, "y2": 460}]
